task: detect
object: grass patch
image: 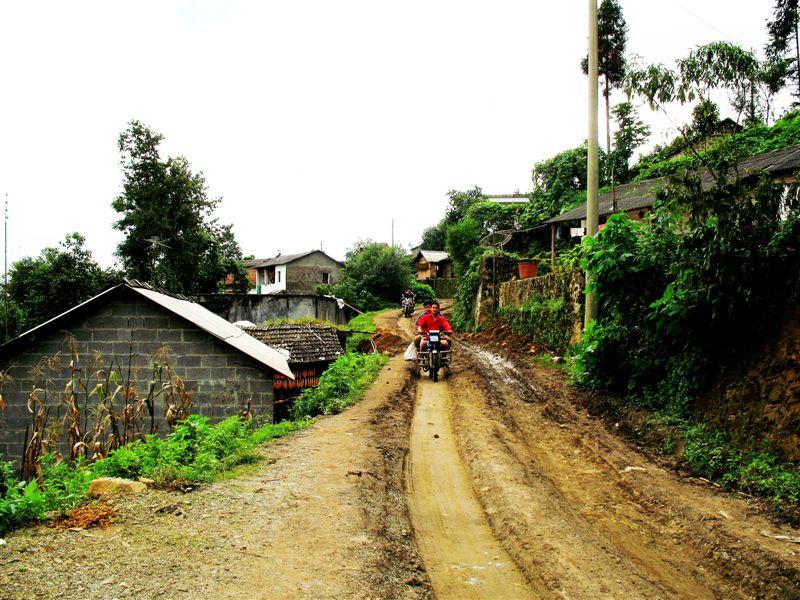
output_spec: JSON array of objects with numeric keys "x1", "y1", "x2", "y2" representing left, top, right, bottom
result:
[
  {"x1": 0, "y1": 416, "x2": 309, "y2": 536},
  {"x1": 291, "y1": 352, "x2": 389, "y2": 419},
  {"x1": 260, "y1": 316, "x2": 349, "y2": 331},
  {"x1": 347, "y1": 310, "x2": 384, "y2": 333}
]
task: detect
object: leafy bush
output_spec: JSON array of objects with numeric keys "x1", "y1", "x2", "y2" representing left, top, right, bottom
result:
[
  {"x1": 329, "y1": 243, "x2": 415, "y2": 312},
  {"x1": 571, "y1": 155, "x2": 799, "y2": 416},
  {"x1": 682, "y1": 424, "x2": 800, "y2": 507},
  {"x1": 498, "y1": 297, "x2": 574, "y2": 354},
  {"x1": 0, "y1": 415, "x2": 309, "y2": 535},
  {"x1": 291, "y1": 353, "x2": 388, "y2": 419}
]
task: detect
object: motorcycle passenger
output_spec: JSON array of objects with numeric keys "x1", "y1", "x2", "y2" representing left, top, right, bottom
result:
[
  {"x1": 401, "y1": 288, "x2": 416, "y2": 305},
  {"x1": 414, "y1": 299, "x2": 433, "y2": 347},
  {"x1": 417, "y1": 302, "x2": 452, "y2": 351}
]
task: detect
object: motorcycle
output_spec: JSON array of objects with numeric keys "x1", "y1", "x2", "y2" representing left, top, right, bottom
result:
[
  {"x1": 402, "y1": 297, "x2": 415, "y2": 318},
  {"x1": 416, "y1": 330, "x2": 451, "y2": 382}
]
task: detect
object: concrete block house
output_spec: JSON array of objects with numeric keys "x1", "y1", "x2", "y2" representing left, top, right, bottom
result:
[
  {"x1": 237, "y1": 323, "x2": 344, "y2": 421},
  {"x1": 0, "y1": 280, "x2": 293, "y2": 464},
  {"x1": 244, "y1": 250, "x2": 343, "y2": 294}
]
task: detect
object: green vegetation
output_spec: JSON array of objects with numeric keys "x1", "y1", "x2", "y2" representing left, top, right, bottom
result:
[
  {"x1": 633, "y1": 110, "x2": 800, "y2": 181},
  {"x1": 291, "y1": 353, "x2": 388, "y2": 419},
  {"x1": 498, "y1": 297, "x2": 573, "y2": 355},
  {"x1": 0, "y1": 416, "x2": 309, "y2": 535},
  {"x1": 113, "y1": 120, "x2": 248, "y2": 294},
  {"x1": 320, "y1": 242, "x2": 433, "y2": 312},
  {"x1": 653, "y1": 421, "x2": 800, "y2": 515},
  {"x1": 1, "y1": 233, "x2": 120, "y2": 341}
]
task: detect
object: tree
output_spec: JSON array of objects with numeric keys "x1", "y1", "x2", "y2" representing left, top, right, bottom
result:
[
  {"x1": 330, "y1": 242, "x2": 415, "y2": 311},
  {"x1": 582, "y1": 0, "x2": 628, "y2": 183},
  {"x1": 691, "y1": 98, "x2": 721, "y2": 137},
  {"x1": 5, "y1": 233, "x2": 120, "y2": 336},
  {"x1": 420, "y1": 224, "x2": 447, "y2": 251},
  {"x1": 523, "y1": 144, "x2": 609, "y2": 228},
  {"x1": 112, "y1": 120, "x2": 248, "y2": 294},
  {"x1": 766, "y1": 0, "x2": 800, "y2": 101},
  {"x1": 610, "y1": 101, "x2": 650, "y2": 182}
]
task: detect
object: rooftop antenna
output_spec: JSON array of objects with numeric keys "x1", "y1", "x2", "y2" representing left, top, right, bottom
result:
[{"x1": 144, "y1": 236, "x2": 170, "y2": 285}]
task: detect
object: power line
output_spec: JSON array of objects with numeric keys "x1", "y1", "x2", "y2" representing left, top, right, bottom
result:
[{"x1": 664, "y1": 0, "x2": 736, "y2": 44}]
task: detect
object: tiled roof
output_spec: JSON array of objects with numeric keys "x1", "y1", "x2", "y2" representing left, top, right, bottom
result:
[
  {"x1": 547, "y1": 143, "x2": 800, "y2": 224},
  {"x1": 243, "y1": 250, "x2": 343, "y2": 269},
  {"x1": 238, "y1": 323, "x2": 344, "y2": 364}
]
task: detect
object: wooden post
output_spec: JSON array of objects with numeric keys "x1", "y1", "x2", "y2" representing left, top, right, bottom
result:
[{"x1": 550, "y1": 223, "x2": 557, "y2": 266}]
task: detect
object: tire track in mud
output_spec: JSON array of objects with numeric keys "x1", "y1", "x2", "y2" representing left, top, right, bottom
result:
[
  {"x1": 406, "y1": 377, "x2": 534, "y2": 599},
  {"x1": 456, "y1": 340, "x2": 800, "y2": 599}
]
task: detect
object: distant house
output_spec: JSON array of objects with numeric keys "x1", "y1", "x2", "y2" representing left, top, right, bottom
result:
[
  {"x1": 0, "y1": 280, "x2": 293, "y2": 464},
  {"x1": 244, "y1": 250, "x2": 343, "y2": 294},
  {"x1": 238, "y1": 323, "x2": 344, "y2": 421},
  {"x1": 413, "y1": 250, "x2": 453, "y2": 281}
]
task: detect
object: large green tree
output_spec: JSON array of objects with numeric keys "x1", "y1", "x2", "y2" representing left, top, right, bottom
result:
[
  {"x1": 766, "y1": 0, "x2": 800, "y2": 101},
  {"x1": 112, "y1": 120, "x2": 248, "y2": 294},
  {"x1": 4, "y1": 233, "x2": 120, "y2": 337},
  {"x1": 329, "y1": 242, "x2": 418, "y2": 311},
  {"x1": 582, "y1": 0, "x2": 628, "y2": 184},
  {"x1": 610, "y1": 101, "x2": 650, "y2": 183}
]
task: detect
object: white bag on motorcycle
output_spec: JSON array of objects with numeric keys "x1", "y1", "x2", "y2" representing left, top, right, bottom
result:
[{"x1": 404, "y1": 343, "x2": 418, "y2": 361}]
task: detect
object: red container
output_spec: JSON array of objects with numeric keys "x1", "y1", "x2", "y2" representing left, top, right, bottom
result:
[{"x1": 518, "y1": 261, "x2": 538, "y2": 279}]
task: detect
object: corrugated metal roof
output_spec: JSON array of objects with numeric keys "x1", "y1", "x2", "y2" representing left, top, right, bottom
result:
[
  {"x1": 0, "y1": 280, "x2": 294, "y2": 379},
  {"x1": 129, "y1": 285, "x2": 294, "y2": 378},
  {"x1": 415, "y1": 250, "x2": 450, "y2": 264},
  {"x1": 239, "y1": 323, "x2": 344, "y2": 364},
  {"x1": 548, "y1": 179, "x2": 665, "y2": 223},
  {"x1": 547, "y1": 143, "x2": 800, "y2": 224}
]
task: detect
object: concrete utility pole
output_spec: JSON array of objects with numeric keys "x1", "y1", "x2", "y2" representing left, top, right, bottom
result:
[{"x1": 584, "y1": 0, "x2": 600, "y2": 329}]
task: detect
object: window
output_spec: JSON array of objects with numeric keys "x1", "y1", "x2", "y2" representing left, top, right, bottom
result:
[
  {"x1": 322, "y1": 272, "x2": 331, "y2": 284},
  {"x1": 277, "y1": 270, "x2": 281, "y2": 283}
]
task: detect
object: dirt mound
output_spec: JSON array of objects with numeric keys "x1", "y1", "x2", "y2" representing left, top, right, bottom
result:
[
  {"x1": 54, "y1": 502, "x2": 115, "y2": 530},
  {"x1": 371, "y1": 327, "x2": 408, "y2": 355}
]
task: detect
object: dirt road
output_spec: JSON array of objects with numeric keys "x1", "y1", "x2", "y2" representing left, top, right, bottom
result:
[
  {"x1": 398, "y1": 308, "x2": 800, "y2": 599},
  {"x1": 407, "y1": 377, "x2": 532, "y2": 598},
  {"x1": 2, "y1": 308, "x2": 800, "y2": 599}
]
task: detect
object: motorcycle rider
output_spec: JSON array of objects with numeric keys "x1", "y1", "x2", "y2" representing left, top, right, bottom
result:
[
  {"x1": 414, "y1": 299, "x2": 433, "y2": 347},
  {"x1": 401, "y1": 288, "x2": 416, "y2": 305},
  {"x1": 417, "y1": 301, "x2": 452, "y2": 351}
]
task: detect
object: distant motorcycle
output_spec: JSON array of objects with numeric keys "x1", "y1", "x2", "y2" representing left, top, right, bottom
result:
[
  {"x1": 416, "y1": 330, "x2": 451, "y2": 382},
  {"x1": 402, "y1": 297, "x2": 415, "y2": 318}
]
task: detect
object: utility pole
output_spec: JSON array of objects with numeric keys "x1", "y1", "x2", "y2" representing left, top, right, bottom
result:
[
  {"x1": 391, "y1": 218, "x2": 394, "y2": 247},
  {"x1": 584, "y1": 0, "x2": 600, "y2": 329},
  {"x1": 4, "y1": 194, "x2": 8, "y2": 339}
]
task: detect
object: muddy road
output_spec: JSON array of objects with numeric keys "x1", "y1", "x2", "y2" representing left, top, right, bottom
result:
[{"x1": 2, "y1": 308, "x2": 800, "y2": 598}]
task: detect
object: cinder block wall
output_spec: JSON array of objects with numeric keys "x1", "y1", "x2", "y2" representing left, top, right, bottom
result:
[{"x1": 0, "y1": 295, "x2": 274, "y2": 464}]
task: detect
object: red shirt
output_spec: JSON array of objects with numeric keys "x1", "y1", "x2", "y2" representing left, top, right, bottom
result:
[{"x1": 417, "y1": 312, "x2": 452, "y2": 334}]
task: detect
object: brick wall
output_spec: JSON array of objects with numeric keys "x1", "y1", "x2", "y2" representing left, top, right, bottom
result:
[{"x1": 0, "y1": 293, "x2": 274, "y2": 464}]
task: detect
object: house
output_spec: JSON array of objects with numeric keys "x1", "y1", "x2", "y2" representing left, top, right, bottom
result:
[
  {"x1": 413, "y1": 250, "x2": 453, "y2": 281},
  {"x1": 0, "y1": 280, "x2": 293, "y2": 464},
  {"x1": 244, "y1": 250, "x2": 343, "y2": 294},
  {"x1": 238, "y1": 323, "x2": 344, "y2": 421},
  {"x1": 545, "y1": 143, "x2": 800, "y2": 263}
]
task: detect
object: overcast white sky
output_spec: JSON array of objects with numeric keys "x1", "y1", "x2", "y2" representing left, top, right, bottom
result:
[{"x1": 0, "y1": 1, "x2": 785, "y2": 267}]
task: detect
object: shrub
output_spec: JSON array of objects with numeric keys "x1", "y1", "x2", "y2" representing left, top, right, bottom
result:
[
  {"x1": 498, "y1": 297, "x2": 574, "y2": 354},
  {"x1": 291, "y1": 353, "x2": 388, "y2": 419}
]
